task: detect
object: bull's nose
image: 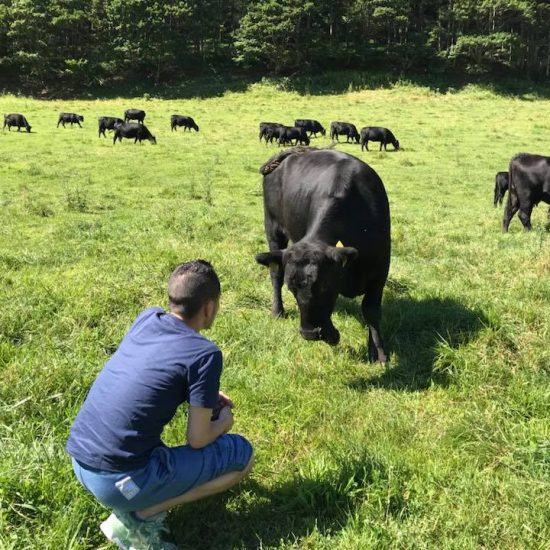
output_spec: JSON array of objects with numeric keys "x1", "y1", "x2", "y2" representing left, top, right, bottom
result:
[
  {"x1": 299, "y1": 326, "x2": 340, "y2": 346},
  {"x1": 320, "y1": 327, "x2": 340, "y2": 346},
  {"x1": 300, "y1": 327, "x2": 322, "y2": 341}
]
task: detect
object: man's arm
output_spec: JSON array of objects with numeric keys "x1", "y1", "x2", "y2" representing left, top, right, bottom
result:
[{"x1": 187, "y1": 404, "x2": 233, "y2": 449}]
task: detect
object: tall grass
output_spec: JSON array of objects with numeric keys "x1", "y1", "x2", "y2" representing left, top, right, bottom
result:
[{"x1": 0, "y1": 79, "x2": 549, "y2": 549}]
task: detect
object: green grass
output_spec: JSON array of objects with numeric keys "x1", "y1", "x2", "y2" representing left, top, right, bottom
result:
[{"x1": 1, "y1": 78, "x2": 549, "y2": 549}]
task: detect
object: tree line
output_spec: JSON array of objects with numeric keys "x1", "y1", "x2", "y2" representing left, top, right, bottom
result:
[{"x1": 1, "y1": 0, "x2": 549, "y2": 91}]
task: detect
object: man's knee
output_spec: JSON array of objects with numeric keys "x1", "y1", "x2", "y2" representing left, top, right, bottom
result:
[{"x1": 240, "y1": 451, "x2": 254, "y2": 478}]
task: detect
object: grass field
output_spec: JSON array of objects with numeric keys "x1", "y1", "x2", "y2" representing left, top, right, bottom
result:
[{"x1": 1, "y1": 76, "x2": 549, "y2": 549}]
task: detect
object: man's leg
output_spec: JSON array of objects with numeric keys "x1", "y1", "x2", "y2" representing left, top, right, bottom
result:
[{"x1": 137, "y1": 452, "x2": 254, "y2": 518}]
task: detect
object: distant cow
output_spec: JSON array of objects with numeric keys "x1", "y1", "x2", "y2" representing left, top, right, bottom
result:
[
  {"x1": 493, "y1": 171, "x2": 509, "y2": 207},
  {"x1": 330, "y1": 121, "x2": 360, "y2": 143},
  {"x1": 57, "y1": 113, "x2": 84, "y2": 128},
  {"x1": 360, "y1": 127, "x2": 400, "y2": 151},
  {"x1": 259, "y1": 122, "x2": 283, "y2": 143},
  {"x1": 278, "y1": 126, "x2": 310, "y2": 146},
  {"x1": 124, "y1": 109, "x2": 146, "y2": 124},
  {"x1": 503, "y1": 153, "x2": 550, "y2": 231},
  {"x1": 98, "y1": 117, "x2": 124, "y2": 138},
  {"x1": 3, "y1": 113, "x2": 31, "y2": 133},
  {"x1": 294, "y1": 119, "x2": 326, "y2": 137},
  {"x1": 256, "y1": 147, "x2": 391, "y2": 363},
  {"x1": 265, "y1": 124, "x2": 289, "y2": 144},
  {"x1": 113, "y1": 123, "x2": 156, "y2": 145},
  {"x1": 171, "y1": 115, "x2": 199, "y2": 132}
]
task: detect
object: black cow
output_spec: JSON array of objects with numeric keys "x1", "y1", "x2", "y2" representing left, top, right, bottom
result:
[
  {"x1": 3, "y1": 113, "x2": 31, "y2": 132},
  {"x1": 124, "y1": 109, "x2": 146, "y2": 124},
  {"x1": 98, "y1": 117, "x2": 124, "y2": 138},
  {"x1": 256, "y1": 147, "x2": 391, "y2": 363},
  {"x1": 113, "y1": 123, "x2": 156, "y2": 145},
  {"x1": 360, "y1": 127, "x2": 400, "y2": 151},
  {"x1": 503, "y1": 153, "x2": 550, "y2": 231},
  {"x1": 493, "y1": 171, "x2": 509, "y2": 207},
  {"x1": 278, "y1": 126, "x2": 310, "y2": 146},
  {"x1": 259, "y1": 122, "x2": 283, "y2": 143},
  {"x1": 171, "y1": 115, "x2": 199, "y2": 132},
  {"x1": 294, "y1": 119, "x2": 326, "y2": 137},
  {"x1": 330, "y1": 121, "x2": 360, "y2": 143},
  {"x1": 265, "y1": 124, "x2": 289, "y2": 144},
  {"x1": 57, "y1": 112, "x2": 84, "y2": 128}
]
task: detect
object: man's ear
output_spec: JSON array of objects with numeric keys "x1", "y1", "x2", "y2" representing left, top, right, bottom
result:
[
  {"x1": 256, "y1": 250, "x2": 284, "y2": 273},
  {"x1": 327, "y1": 246, "x2": 358, "y2": 268}
]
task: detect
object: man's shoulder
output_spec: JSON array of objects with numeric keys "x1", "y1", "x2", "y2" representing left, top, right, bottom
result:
[{"x1": 191, "y1": 333, "x2": 221, "y2": 361}]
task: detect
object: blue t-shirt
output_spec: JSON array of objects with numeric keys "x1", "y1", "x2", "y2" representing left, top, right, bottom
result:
[{"x1": 66, "y1": 307, "x2": 222, "y2": 472}]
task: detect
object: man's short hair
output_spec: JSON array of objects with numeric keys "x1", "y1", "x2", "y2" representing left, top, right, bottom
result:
[{"x1": 168, "y1": 260, "x2": 221, "y2": 318}]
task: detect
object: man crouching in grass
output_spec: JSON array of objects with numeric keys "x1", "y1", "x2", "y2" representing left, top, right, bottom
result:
[{"x1": 66, "y1": 260, "x2": 254, "y2": 550}]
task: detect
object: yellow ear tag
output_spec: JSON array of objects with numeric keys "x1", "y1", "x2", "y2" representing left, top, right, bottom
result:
[
  {"x1": 336, "y1": 241, "x2": 347, "y2": 267},
  {"x1": 269, "y1": 262, "x2": 279, "y2": 273}
]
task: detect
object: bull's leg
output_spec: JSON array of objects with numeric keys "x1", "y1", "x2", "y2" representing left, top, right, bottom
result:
[
  {"x1": 266, "y1": 230, "x2": 288, "y2": 318},
  {"x1": 518, "y1": 206, "x2": 533, "y2": 231},
  {"x1": 502, "y1": 193, "x2": 519, "y2": 232},
  {"x1": 57, "y1": 120, "x2": 61, "y2": 128},
  {"x1": 380, "y1": 142, "x2": 383, "y2": 151},
  {"x1": 77, "y1": 121, "x2": 82, "y2": 128},
  {"x1": 17, "y1": 126, "x2": 21, "y2": 132},
  {"x1": 361, "y1": 285, "x2": 387, "y2": 363}
]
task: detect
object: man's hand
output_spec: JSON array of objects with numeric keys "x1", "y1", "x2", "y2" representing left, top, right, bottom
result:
[
  {"x1": 187, "y1": 402, "x2": 234, "y2": 449},
  {"x1": 217, "y1": 405, "x2": 234, "y2": 433},
  {"x1": 217, "y1": 391, "x2": 234, "y2": 409}
]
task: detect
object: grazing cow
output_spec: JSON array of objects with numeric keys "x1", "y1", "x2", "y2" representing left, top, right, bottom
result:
[
  {"x1": 57, "y1": 113, "x2": 84, "y2": 128},
  {"x1": 265, "y1": 124, "x2": 289, "y2": 144},
  {"x1": 113, "y1": 123, "x2": 157, "y2": 145},
  {"x1": 171, "y1": 115, "x2": 199, "y2": 132},
  {"x1": 3, "y1": 113, "x2": 31, "y2": 132},
  {"x1": 98, "y1": 117, "x2": 124, "y2": 138},
  {"x1": 278, "y1": 126, "x2": 310, "y2": 146},
  {"x1": 360, "y1": 127, "x2": 400, "y2": 151},
  {"x1": 259, "y1": 122, "x2": 283, "y2": 143},
  {"x1": 256, "y1": 147, "x2": 391, "y2": 363},
  {"x1": 294, "y1": 119, "x2": 326, "y2": 137},
  {"x1": 124, "y1": 109, "x2": 146, "y2": 124},
  {"x1": 503, "y1": 153, "x2": 550, "y2": 231},
  {"x1": 330, "y1": 121, "x2": 360, "y2": 143},
  {"x1": 493, "y1": 171, "x2": 509, "y2": 207}
]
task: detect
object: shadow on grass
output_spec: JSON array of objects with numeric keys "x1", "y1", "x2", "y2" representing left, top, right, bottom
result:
[
  {"x1": 338, "y1": 295, "x2": 486, "y2": 391},
  {"x1": 169, "y1": 453, "x2": 402, "y2": 549},
  {"x1": 8, "y1": 68, "x2": 550, "y2": 100}
]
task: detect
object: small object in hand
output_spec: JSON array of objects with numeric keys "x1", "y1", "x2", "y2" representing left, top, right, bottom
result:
[{"x1": 211, "y1": 405, "x2": 222, "y2": 421}]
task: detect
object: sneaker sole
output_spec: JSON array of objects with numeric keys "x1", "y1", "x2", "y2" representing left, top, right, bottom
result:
[{"x1": 100, "y1": 519, "x2": 133, "y2": 550}]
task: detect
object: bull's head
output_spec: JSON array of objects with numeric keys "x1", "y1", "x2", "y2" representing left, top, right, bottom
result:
[{"x1": 257, "y1": 241, "x2": 358, "y2": 345}]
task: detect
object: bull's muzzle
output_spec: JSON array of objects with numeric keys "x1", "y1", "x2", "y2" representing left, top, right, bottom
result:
[{"x1": 299, "y1": 326, "x2": 340, "y2": 346}]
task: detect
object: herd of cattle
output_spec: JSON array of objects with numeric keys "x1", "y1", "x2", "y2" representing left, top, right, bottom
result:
[
  {"x1": 2, "y1": 105, "x2": 549, "y2": 361},
  {"x1": 259, "y1": 119, "x2": 400, "y2": 151},
  {"x1": 3, "y1": 110, "x2": 200, "y2": 145}
]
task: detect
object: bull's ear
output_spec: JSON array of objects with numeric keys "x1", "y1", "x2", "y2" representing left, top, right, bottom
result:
[
  {"x1": 256, "y1": 250, "x2": 284, "y2": 272},
  {"x1": 328, "y1": 246, "x2": 358, "y2": 268}
]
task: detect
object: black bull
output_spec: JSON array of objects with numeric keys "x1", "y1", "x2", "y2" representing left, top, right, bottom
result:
[{"x1": 256, "y1": 148, "x2": 391, "y2": 363}]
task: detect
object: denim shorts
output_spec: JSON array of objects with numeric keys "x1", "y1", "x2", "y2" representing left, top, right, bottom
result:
[{"x1": 72, "y1": 434, "x2": 253, "y2": 512}]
